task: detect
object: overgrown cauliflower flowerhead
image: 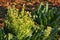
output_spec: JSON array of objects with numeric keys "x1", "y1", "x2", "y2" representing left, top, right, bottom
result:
[{"x1": 5, "y1": 4, "x2": 36, "y2": 40}]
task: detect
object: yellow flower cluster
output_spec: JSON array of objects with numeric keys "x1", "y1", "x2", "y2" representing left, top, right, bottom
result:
[
  {"x1": 44, "y1": 26, "x2": 52, "y2": 37},
  {"x1": 6, "y1": 4, "x2": 35, "y2": 40}
]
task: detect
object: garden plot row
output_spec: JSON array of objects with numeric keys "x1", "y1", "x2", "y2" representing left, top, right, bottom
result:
[{"x1": 0, "y1": 0, "x2": 60, "y2": 7}]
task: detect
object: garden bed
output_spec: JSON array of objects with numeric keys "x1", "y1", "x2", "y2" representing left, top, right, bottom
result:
[{"x1": 0, "y1": 1, "x2": 60, "y2": 40}]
